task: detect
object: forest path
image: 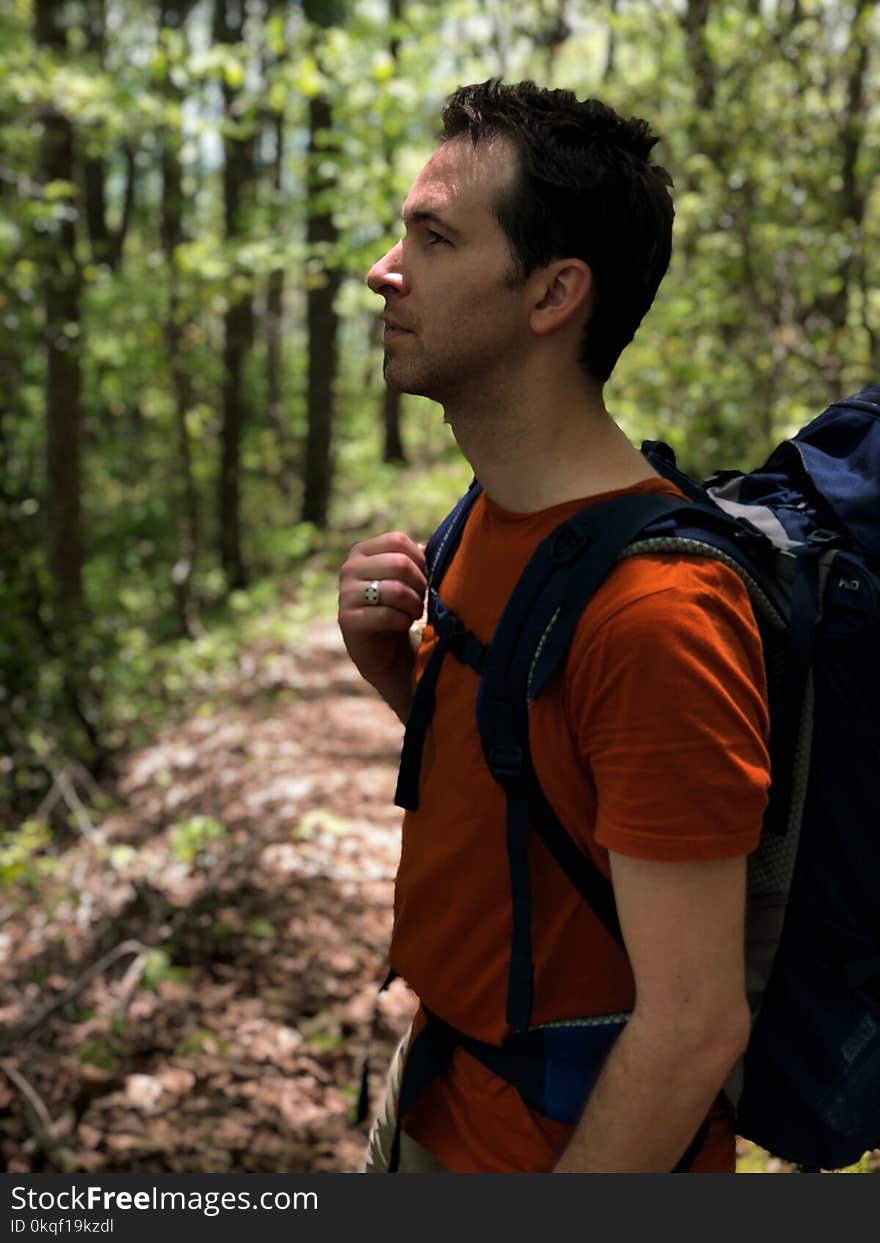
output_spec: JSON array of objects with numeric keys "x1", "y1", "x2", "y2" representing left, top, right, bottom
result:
[{"x1": 1, "y1": 618, "x2": 416, "y2": 1173}]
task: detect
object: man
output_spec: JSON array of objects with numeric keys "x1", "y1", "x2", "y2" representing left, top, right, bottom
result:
[{"x1": 338, "y1": 80, "x2": 770, "y2": 1173}]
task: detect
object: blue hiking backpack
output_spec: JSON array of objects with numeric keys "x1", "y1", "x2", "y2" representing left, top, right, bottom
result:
[{"x1": 389, "y1": 386, "x2": 880, "y2": 1172}]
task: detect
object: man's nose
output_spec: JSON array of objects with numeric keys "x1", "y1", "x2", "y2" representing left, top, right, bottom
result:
[{"x1": 367, "y1": 240, "x2": 406, "y2": 296}]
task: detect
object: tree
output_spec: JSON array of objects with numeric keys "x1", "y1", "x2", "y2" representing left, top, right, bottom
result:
[
  {"x1": 1, "y1": 0, "x2": 876, "y2": 826},
  {"x1": 379, "y1": 0, "x2": 406, "y2": 465},
  {"x1": 214, "y1": 0, "x2": 257, "y2": 588},
  {"x1": 263, "y1": 0, "x2": 298, "y2": 498},
  {"x1": 80, "y1": 0, "x2": 135, "y2": 271},
  {"x1": 159, "y1": 0, "x2": 201, "y2": 635},
  {"x1": 300, "y1": 0, "x2": 348, "y2": 529},
  {"x1": 34, "y1": 0, "x2": 84, "y2": 621},
  {"x1": 595, "y1": 0, "x2": 879, "y2": 472}
]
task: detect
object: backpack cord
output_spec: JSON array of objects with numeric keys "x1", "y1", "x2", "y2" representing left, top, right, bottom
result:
[{"x1": 763, "y1": 545, "x2": 821, "y2": 836}]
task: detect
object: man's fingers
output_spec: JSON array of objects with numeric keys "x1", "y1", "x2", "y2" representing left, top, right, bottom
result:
[
  {"x1": 340, "y1": 556, "x2": 427, "y2": 611},
  {"x1": 353, "y1": 553, "x2": 426, "y2": 594},
  {"x1": 344, "y1": 604, "x2": 418, "y2": 633},
  {"x1": 350, "y1": 532, "x2": 427, "y2": 576},
  {"x1": 342, "y1": 577, "x2": 424, "y2": 622},
  {"x1": 338, "y1": 531, "x2": 428, "y2": 658}
]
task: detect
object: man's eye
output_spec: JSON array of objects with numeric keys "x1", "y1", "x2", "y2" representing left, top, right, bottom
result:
[{"x1": 426, "y1": 230, "x2": 449, "y2": 246}]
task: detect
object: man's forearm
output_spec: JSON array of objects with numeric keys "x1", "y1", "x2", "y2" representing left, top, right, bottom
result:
[{"x1": 553, "y1": 1012, "x2": 747, "y2": 1173}]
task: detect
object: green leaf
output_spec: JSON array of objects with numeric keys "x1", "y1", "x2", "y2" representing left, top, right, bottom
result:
[
  {"x1": 223, "y1": 58, "x2": 245, "y2": 90},
  {"x1": 291, "y1": 55, "x2": 323, "y2": 98},
  {"x1": 175, "y1": 1028, "x2": 230, "y2": 1057},
  {"x1": 42, "y1": 179, "x2": 76, "y2": 202}
]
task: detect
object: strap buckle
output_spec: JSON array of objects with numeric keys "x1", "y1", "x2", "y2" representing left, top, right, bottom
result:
[
  {"x1": 550, "y1": 524, "x2": 594, "y2": 564},
  {"x1": 489, "y1": 743, "x2": 524, "y2": 784},
  {"x1": 807, "y1": 528, "x2": 842, "y2": 547},
  {"x1": 444, "y1": 612, "x2": 465, "y2": 655}
]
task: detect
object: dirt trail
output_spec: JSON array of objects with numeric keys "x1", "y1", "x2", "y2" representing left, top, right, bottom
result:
[{"x1": 0, "y1": 619, "x2": 416, "y2": 1173}]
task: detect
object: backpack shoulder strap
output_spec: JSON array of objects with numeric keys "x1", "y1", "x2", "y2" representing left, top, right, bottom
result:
[
  {"x1": 425, "y1": 478, "x2": 482, "y2": 589},
  {"x1": 475, "y1": 491, "x2": 707, "y2": 1032},
  {"x1": 394, "y1": 480, "x2": 483, "y2": 812}
]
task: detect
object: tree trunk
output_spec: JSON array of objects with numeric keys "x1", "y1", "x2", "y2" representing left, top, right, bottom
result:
[
  {"x1": 266, "y1": 259, "x2": 291, "y2": 495},
  {"x1": 160, "y1": 0, "x2": 201, "y2": 635},
  {"x1": 826, "y1": 0, "x2": 870, "y2": 394},
  {"x1": 382, "y1": 379, "x2": 405, "y2": 465},
  {"x1": 676, "y1": 0, "x2": 719, "y2": 269},
  {"x1": 537, "y1": 0, "x2": 571, "y2": 81},
  {"x1": 380, "y1": 0, "x2": 405, "y2": 465},
  {"x1": 682, "y1": 0, "x2": 716, "y2": 113},
  {"x1": 82, "y1": 0, "x2": 110, "y2": 266},
  {"x1": 83, "y1": 153, "x2": 112, "y2": 266},
  {"x1": 302, "y1": 94, "x2": 341, "y2": 528},
  {"x1": 80, "y1": 0, "x2": 133, "y2": 271},
  {"x1": 798, "y1": 0, "x2": 870, "y2": 396},
  {"x1": 35, "y1": 0, "x2": 84, "y2": 622},
  {"x1": 266, "y1": 100, "x2": 296, "y2": 496},
  {"x1": 603, "y1": 0, "x2": 618, "y2": 81},
  {"x1": 219, "y1": 297, "x2": 252, "y2": 587},
  {"x1": 214, "y1": 0, "x2": 254, "y2": 589}
]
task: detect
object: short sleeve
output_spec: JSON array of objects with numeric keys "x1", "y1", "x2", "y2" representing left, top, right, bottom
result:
[{"x1": 566, "y1": 556, "x2": 771, "y2": 862}]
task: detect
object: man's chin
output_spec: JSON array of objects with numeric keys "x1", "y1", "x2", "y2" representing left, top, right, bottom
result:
[{"x1": 382, "y1": 359, "x2": 428, "y2": 398}]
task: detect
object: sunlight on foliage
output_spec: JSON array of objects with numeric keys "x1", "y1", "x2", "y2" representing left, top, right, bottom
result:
[
  {"x1": 244, "y1": 917, "x2": 276, "y2": 940},
  {"x1": 169, "y1": 815, "x2": 228, "y2": 864},
  {"x1": 77, "y1": 1040, "x2": 118, "y2": 1072},
  {"x1": 175, "y1": 1028, "x2": 231, "y2": 1058},
  {"x1": 736, "y1": 1139, "x2": 879, "y2": 1174},
  {"x1": 142, "y1": 948, "x2": 191, "y2": 992},
  {"x1": 0, "y1": 819, "x2": 54, "y2": 891},
  {"x1": 294, "y1": 808, "x2": 348, "y2": 840}
]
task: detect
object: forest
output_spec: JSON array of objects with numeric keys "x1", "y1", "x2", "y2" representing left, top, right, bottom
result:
[{"x1": 1, "y1": 0, "x2": 878, "y2": 1174}]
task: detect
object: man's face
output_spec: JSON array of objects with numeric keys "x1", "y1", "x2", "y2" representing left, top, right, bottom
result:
[{"x1": 366, "y1": 136, "x2": 531, "y2": 405}]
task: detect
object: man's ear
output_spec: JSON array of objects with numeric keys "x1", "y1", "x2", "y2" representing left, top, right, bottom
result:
[{"x1": 529, "y1": 260, "x2": 592, "y2": 338}]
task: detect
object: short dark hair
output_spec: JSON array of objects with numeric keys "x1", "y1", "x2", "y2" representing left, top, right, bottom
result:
[{"x1": 440, "y1": 80, "x2": 674, "y2": 384}]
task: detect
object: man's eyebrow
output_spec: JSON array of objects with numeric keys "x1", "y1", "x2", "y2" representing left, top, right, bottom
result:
[{"x1": 401, "y1": 208, "x2": 462, "y2": 238}]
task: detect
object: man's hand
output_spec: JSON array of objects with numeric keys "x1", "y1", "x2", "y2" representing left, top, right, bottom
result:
[{"x1": 338, "y1": 531, "x2": 428, "y2": 723}]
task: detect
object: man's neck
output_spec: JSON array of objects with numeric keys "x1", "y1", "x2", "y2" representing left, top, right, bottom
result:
[{"x1": 444, "y1": 375, "x2": 659, "y2": 514}]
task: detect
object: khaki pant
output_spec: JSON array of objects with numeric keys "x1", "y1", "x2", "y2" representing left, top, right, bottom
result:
[{"x1": 363, "y1": 1030, "x2": 449, "y2": 1173}]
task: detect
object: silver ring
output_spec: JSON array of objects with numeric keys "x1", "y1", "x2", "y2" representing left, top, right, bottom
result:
[{"x1": 362, "y1": 579, "x2": 381, "y2": 606}]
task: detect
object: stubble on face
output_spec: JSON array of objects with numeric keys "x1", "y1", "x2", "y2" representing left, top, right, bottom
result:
[{"x1": 379, "y1": 136, "x2": 530, "y2": 411}]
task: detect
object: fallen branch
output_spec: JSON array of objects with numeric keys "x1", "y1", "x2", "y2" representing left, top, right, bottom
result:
[
  {"x1": 0, "y1": 1056, "x2": 78, "y2": 1172},
  {"x1": 35, "y1": 767, "x2": 100, "y2": 841},
  {"x1": 113, "y1": 949, "x2": 150, "y2": 1018},
  {"x1": 0, "y1": 1058, "x2": 54, "y2": 1132},
  {"x1": 0, "y1": 938, "x2": 148, "y2": 1054}
]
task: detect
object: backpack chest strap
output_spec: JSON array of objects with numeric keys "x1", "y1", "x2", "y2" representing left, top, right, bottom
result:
[{"x1": 433, "y1": 594, "x2": 489, "y2": 676}]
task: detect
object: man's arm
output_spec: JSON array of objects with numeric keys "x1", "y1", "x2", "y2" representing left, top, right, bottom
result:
[
  {"x1": 553, "y1": 851, "x2": 751, "y2": 1173},
  {"x1": 337, "y1": 531, "x2": 427, "y2": 724}
]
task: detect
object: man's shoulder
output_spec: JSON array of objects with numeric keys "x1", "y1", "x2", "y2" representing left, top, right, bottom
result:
[
  {"x1": 585, "y1": 544, "x2": 754, "y2": 628},
  {"x1": 567, "y1": 550, "x2": 766, "y2": 692}
]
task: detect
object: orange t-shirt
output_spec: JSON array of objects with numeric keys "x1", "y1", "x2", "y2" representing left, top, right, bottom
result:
[{"x1": 390, "y1": 478, "x2": 771, "y2": 1172}]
